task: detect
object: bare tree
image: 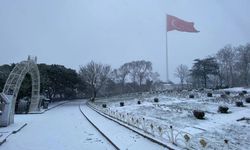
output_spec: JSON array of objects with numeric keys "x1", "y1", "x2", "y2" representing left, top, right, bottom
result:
[
  {"x1": 111, "y1": 60, "x2": 158, "y2": 93},
  {"x1": 175, "y1": 64, "x2": 189, "y2": 89},
  {"x1": 128, "y1": 60, "x2": 152, "y2": 87},
  {"x1": 148, "y1": 72, "x2": 161, "y2": 90},
  {"x1": 117, "y1": 63, "x2": 130, "y2": 92},
  {"x1": 150, "y1": 72, "x2": 160, "y2": 83},
  {"x1": 216, "y1": 45, "x2": 236, "y2": 87},
  {"x1": 136, "y1": 61, "x2": 152, "y2": 86},
  {"x1": 79, "y1": 61, "x2": 111, "y2": 101},
  {"x1": 235, "y1": 43, "x2": 250, "y2": 86},
  {"x1": 128, "y1": 61, "x2": 138, "y2": 85}
]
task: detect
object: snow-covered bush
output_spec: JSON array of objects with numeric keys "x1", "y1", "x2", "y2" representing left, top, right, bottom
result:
[
  {"x1": 225, "y1": 91, "x2": 230, "y2": 95},
  {"x1": 220, "y1": 94, "x2": 226, "y2": 98},
  {"x1": 120, "y1": 102, "x2": 124, "y2": 107},
  {"x1": 242, "y1": 90, "x2": 247, "y2": 94},
  {"x1": 90, "y1": 97, "x2": 95, "y2": 101},
  {"x1": 189, "y1": 95, "x2": 194, "y2": 98},
  {"x1": 235, "y1": 101, "x2": 244, "y2": 107},
  {"x1": 245, "y1": 97, "x2": 250, "y2": 103},
  {"x1": 154, "y1": 97, "x2": 159, "y2": 102},
  {"x1": 239, "y1": 92, "x2": 244, "y2": 96},
  {"x1": 193, "y1": 110, "x2": 205, "y2": 119},
  {"x1": 218, "y1": 106, "x2": 229, "y2": 113},
  {"x1": 207, "y1": 93, "x2": 212, "y2": 97}
]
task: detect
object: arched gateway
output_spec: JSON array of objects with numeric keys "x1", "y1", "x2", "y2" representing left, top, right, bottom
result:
[{"x1": 0, "y1": 56, "x2": 40, "y2": 127}]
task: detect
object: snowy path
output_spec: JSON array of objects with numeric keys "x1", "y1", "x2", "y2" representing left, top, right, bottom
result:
[
  {"x1": 80, "y1": 105, "x2": 166, "y2": 150},
  {"x1": 1, "y1": 100, "x2": 115, "y2": 150}
]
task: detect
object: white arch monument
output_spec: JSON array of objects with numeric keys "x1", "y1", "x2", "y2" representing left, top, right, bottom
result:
[{"x1": 0, "y1": 56, "x2": 40, "y2": 127}]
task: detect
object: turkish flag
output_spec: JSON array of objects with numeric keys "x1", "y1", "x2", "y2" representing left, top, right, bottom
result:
[{"x1": 167, "y1": 15, "x2": 199, "y2": 32}]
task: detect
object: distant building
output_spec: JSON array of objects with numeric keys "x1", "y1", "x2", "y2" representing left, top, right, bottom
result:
[{"x1": 162, "y1": 81, "x2": 175, "y2": 90}]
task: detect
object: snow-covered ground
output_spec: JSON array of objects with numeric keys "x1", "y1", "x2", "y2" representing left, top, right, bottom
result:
[
  {"x1": 1, "y1": 88, "x2": 250, "y2": 150},
  {"x1": 1, "y1": 100, "x2": 168, "y2": 150},
  {"x1": 1, "y1": 100, "x2": 115, "y2": 150},
  {"x1": 96, "y1": 89, "x2": 250, "y2": 149},
  {"x1": 222, "y1": 87, "x2": 250, "y2": 93},
  {"x1": 80, "y1": 105, "x2": 166, "y2": 150}
]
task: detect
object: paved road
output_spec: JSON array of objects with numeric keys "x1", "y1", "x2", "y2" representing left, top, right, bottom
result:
[{"x1": 1, "y1": 100, "x2": 115, "y2": 150}]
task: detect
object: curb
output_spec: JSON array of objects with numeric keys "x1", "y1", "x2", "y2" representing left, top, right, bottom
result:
[
  {"x1": 87, "y1": 103, "x2": 175, "y2": 150},
  {"x1": 0, "y1": 123, "x2": 27, "y2": 146},
  {"x1": 78, "y1": 105, "x2": 120, "y2": 150},
  {"x1": 28, "y1": 101, "x2": 69, "y2": 114}
]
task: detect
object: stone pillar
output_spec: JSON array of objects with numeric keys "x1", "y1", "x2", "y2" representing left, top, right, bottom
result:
[{"x1": 0, "y1": 94, "x2": 13, "y2": 127}]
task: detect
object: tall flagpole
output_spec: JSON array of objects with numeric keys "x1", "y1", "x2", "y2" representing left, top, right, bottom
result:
[{"x1": 166, "y1": 15, "x2": 169, "y2": 83}]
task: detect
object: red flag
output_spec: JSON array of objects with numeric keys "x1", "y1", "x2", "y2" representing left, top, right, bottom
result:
[{"x1": 167, "y1": 15, "x2": 199, "y2": 32}]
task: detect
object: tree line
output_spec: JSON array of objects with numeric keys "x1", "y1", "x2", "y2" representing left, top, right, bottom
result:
[
  {"x1": 0, "y1": 60, "x2": 159, "y2": 101},
  {"x1": 175, "y1": 43, "x2": 250, "y2": 89},
  {"x1": 0, "y1": 64, "x2": 84, "y2": 101},
  {"x1": 79, "y1": 60, "x2": 160, "y2": 101},
  {"x1": 3, "y1": 43, "x2": 247, "y2": 101}
]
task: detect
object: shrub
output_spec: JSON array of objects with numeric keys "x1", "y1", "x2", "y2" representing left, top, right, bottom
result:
[
  {"x1": 221, "y1": 94, "x2": 226, "y2": 98},
  {"x1": 225, "y1": 91, "x2": 230, "y2": 95},
  {"x1": 207, "y1": 93, "x2": 213, "y2": 97},
  {"x1": 189, "y1": 95, "x2": 194, "y2": 98},
  {"x1": 102, "y1": 104, "x2": 107, "y2": 108},
  {"x1": 43, "y1": 101, "x2": 49, "y2": 109},
  {"x1": 199, "y1": 88, "x2": 204, "y2": 91},
  {"x1": 154, "y1": 98, "x2": 159, "y2": 102},
  {"x1": 193, "y1": 110, "x2": 205, "y2": 119},
  {"x1": 239, "y1": 92, "x2": 244, "y2": 96},
  {"x1": 242, "y1": 90, "x2": 247, "y2": 94},
  {"x1": 137, "y1": 101, "x2": 141, "y2": 104},
  {"x1": 218, "y1": 106, "x2": 229, "y2": 113},
  {"x1": 245, "y1": 97, "x2": 250, "y2": 103},
  {"x1": 120, "y1": 102, "x2": 124, "y2": 107},
  {"x1": 90, "y1": 97, "x2": 95, "y2": 101},
  {"x1": 235, "y1": 101, "x2": 244, "y2": 107}
]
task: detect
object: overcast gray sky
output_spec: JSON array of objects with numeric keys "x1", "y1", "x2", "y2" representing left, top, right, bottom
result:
[{"x1": 0, "y1": 0, "x2": 249, "y2": 83}]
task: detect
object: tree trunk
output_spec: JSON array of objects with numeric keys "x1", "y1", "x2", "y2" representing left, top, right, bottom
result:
[
  {"x1": 229, "y1": 65, "x2": 233, "y2": 87},
  {"x1": 204, "y1": 75, "x2": 207, "y2": 88},
  {"x1": 93, "y1": 90, "x2": 96, "y2": 99},
  {"x1": 181, "y1": 79, "x2": 183, "y2": 90},
  {"x1": 121, "y1": 78, "x2": 125, "y2": 94},
  {"x1": 91, "y1": 87, "x2": 96, "y2": 101}
]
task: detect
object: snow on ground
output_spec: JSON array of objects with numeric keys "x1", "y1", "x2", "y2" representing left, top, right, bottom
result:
[
  {"x1": 223, "y1": 87, "x2": 250, "y2": 93},
  {"x1": 96, "y1": 90, "x2": 250, "y2": 149},
  {"x1": 1, "y1": 88, "x2": 250, "y2": 150},
  {"x1": 80, "y1": 105, "x2": 166, "y2": 150},
  {"x1": 0, "y1": 121, "x2": 26, "y2": 144},
  {"x1": 1, "y1": 100, "x2": 115, "y2": 150},
  {"x1": 0, "y1": 101, "x2": 67, "y2": 144}
]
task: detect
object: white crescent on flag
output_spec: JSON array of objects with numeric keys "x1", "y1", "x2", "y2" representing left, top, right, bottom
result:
[{"x1": 167, "y1": 15, "x2": 199, "y2": 32}]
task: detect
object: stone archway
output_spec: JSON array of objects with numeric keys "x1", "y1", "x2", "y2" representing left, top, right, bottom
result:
[{"x1": 0, "y1": 56, "x2": 40, "y2": 126}]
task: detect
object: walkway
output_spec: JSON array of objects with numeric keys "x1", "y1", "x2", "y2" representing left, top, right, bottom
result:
[{"x1": 1, "y1": 100, "x2": 115, "y2": 150}]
